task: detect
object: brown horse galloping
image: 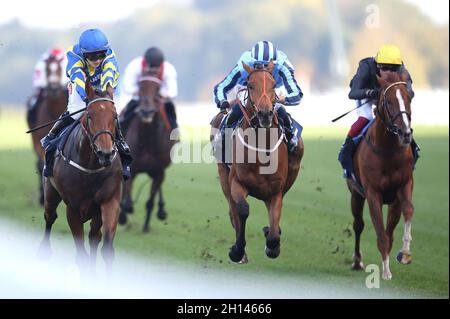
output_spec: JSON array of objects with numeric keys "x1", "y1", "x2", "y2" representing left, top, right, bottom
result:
[
  {"x1": 27, "y1": 54, "x2": 68, "y2": 205},
  {"x1": 210, "y1": 61, "x2": 304, "y2": 263},
  {"x1": 39, "y1": 80, "x2": 122, "y2": 272},
  {"x1": 118, "y1": 70, "x2": 176, "y2": 232},
  {"x1": 349, "y1": 71, "x2": 415, "y2": 280}
]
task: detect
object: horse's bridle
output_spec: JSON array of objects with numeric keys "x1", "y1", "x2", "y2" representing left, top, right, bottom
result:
[
  {"x1": 238, "y1": 68, "x2": 278, "y2": 128},
  {"x1": 376, "y1": 81, "x2": 412, "y2": 137},
  {"x1": 137, "y1": 75, "x2": 162, "y2": 117},
  {"x1": 83, "y1": 97, "x2": 119, "y2": 155}
]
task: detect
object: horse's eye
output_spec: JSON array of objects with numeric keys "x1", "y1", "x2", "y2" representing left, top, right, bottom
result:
[{"x1": 248, "y1": 84, "x2": 254, "y2": 90}]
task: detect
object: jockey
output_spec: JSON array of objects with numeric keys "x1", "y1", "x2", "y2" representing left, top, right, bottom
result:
[
  {"x1": 119, "y1": 46, "x2": 178, "y2": 133},
  {"x1": 26, "y1": 47, "x2": 68, "y2": 126},
  {"x1": 40, "y1": 28, "x2": 130, "y2": 176},
  {"x1": 213, "y1": 40, "x2": 303, "y2": 153},
  {"x1": 339, "y1": 44, "x2": 416, "y2": 172}
]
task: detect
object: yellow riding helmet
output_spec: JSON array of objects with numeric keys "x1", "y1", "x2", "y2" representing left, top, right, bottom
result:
[{"x1": 375, "y1": 44, "x2": 403, "y2": 65}]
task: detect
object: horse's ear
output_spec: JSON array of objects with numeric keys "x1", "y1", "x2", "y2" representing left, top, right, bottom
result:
[
  {"x1": 267, "y1": 60, "x2": 275, "y2": 72},
  {"x1": 85, "y1": 77, "x2": 96, "y2": 100},
  {"x1": 376, "y1": 75, "x2": 388, "y2": 88},
  {"x1": 105, "y1": 83, "x2": 114, "y2": 99},
  {"x1": 242, "y1": 62, "x2": 252, "y2": 74}
]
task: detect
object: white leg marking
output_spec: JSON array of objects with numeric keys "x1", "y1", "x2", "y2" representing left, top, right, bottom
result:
[
  {"x1": 382, "y1": 257, "x2": 392, "y2": 280},
  {"x1": 402, "y1": 220, "x2": 412, "y2": 253}
]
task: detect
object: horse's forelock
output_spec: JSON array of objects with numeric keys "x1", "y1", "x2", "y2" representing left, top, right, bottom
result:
[{"x1": 381, "y1": 71, "x2": 402, "y2": 84}]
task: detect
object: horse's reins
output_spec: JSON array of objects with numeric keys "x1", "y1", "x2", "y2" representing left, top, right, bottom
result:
[{"x1": 60, "y1": 97, "x2": 118, "y2": 174}]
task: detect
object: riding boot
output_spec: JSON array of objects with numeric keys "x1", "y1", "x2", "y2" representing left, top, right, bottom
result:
[
  {"x1": 338, "y1": 136, "x2": 356, "y2": 178},
  {"x1": 26, "y1": 88, "x2": 43, "y2": 127},
  {"x1": 164, "y1": 100, "x2": 178, "y2": 129},
  {"x1": 220, "y1": 104, "x2": 242, "y2": 138},
  {"x1": 40, "y1": 111, "x2": 74, "y2": 151},
  {"x1": 119, "y1": 99, "x2": 139, "y2": 135},
  {"x1": 411, "y1": 138, "x2": 421, "y2": 168},
  {"x1": 276, "y1": 106, "x2": 298, "y2": 153},
  {"x1": 114, "y1": 130, "x2": 132, "y2": 180}
]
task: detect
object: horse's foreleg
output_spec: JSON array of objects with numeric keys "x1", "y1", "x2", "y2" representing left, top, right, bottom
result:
[
  {"x1": 229, "y1": 178, "x2": 249, "y2": 263},
  {"x1": 264, "y1": 192, "x2": 283, "y2": 259},
  {"x1": 101, "y1": 198, "x2": 120, "y2": 274},
  {"x1": 66, "y1": 206, "x2": 89, "y2": 269},
  {"x1": 88, "y1": 213, "x2": 102, "y2": 272},
  {"x1": 350, "y1": 189, "x2": 365, "y2": 270},
  {"x1": 118, "y1": 176, "x2": 134, "y2": 225},
  {"x1": 37, "y1": 159, "x2": 45, "y2": 206},
  {"x1": 386, "y1": 199, "x2": 402, "y2": 254},
  {"x1": 143, "y1": 173, "x2": 163, "y2": 232},
  {"x1": 366, "y1": 190, "x2": 391, "y2": 279},
  {"x1": 396, "y1": 180, "x2": 414, "y2": 265},
  {"x1": 38, "y1": 177, "x2": 61, "y2": 259},
  {"x1": 156, "y1": 173, "x2": 167, "y2": 220}
]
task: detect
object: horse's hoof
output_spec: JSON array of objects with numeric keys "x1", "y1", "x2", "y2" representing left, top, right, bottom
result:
[
  {"x1": 157, "y1": 209, "x2": 167, "y2": 220},
  {"x1": 142, "y1": 226, "x2": 150, "y2": 233},
  {"x1": 265, "y1": 245, "x2": 280, "y2": 259},
  {"x1": 118, "y1": 213, "x2": 127, "y2": 225},
  {"x1": 229, "y1": 245, "x2": 246, "y2": 263},
  {"x1": 262, "y1": 226, "x2": 281, "y2": 238},
  {"x1": 351, "y1": 261, "x2": 364, "y2": 270},
  {"x1": 396, "y1": 251, "x2": 412, "y2": 265},
  {"x1": 382, "y1": 271, "x2": 392, "y2": 280},
  {"x1": 37, "y1": 243, "x2": 52, "y2": 260}
]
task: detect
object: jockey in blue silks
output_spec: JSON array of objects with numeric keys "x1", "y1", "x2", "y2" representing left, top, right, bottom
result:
[
  {"x1": 213, "y1": 40, "x2": 303, "y2": 152},
  {"x1": 40, "y1": 28, "x2": 130, "y2": 177}
]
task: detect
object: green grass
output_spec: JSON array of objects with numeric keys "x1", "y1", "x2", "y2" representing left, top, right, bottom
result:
[{"x1": 0, "y1": 111, "x2": 448, "y2": 298}]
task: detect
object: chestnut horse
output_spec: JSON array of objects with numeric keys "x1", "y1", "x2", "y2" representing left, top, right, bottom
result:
[
  {"x1": 39, "y1": 80, "x2": 122, "y2": 271},
  {"x1": 118, "y1": 70, "x2": 175, "y2": 232},
  {"x1": 210, "y1": 61, "x2": 304, "y2": 263},
  {"x1": 27, "y1": 54, "x2": 68, "y2": 205},
  {"x1": 349, "y1": 71, "x2": 415, "y2": 280}
]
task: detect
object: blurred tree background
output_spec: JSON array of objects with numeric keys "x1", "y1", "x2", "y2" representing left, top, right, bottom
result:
[{"x1": 0, "y1": 0, "x2": 448, "y2": 105}]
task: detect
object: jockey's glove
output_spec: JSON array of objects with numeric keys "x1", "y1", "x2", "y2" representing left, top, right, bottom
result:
[
  {"x1": 219, "y1": 100, "x2": 230, "y2": 114},
  {"x1": 366, "y1": 88, "x2": 380, "y2": 99}
]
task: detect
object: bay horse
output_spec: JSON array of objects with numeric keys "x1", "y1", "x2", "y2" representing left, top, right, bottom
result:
[
  {"x1": 210, "y1": 61, "x2": 304, "y2": 263},
  {"x1": 118, "y1": 69, "x2": 176, "y2": 232},
  {"x1": 39, "y1": 80, "x2": 122, "y2": 272},
  {"x1": 27, "y1": 54, "x2": 68, "y2": 205},
  {"x1": 349, "y1": 71, "x2": 415, "y2": 280}
]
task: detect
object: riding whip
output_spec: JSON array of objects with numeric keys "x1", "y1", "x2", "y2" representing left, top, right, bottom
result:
[
  {"x1": 26, "y1": 107, "x2": 87, "y2": 133},
  {"x1": 332, "y1": 99, "x2": 371, "y2": 122}
]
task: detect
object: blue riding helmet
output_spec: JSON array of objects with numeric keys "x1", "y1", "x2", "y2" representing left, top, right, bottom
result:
[
  {"x1": 79, "y1": 28, "x2": 110, "y2": 54},
  {"x1": 251, "y1": 40, "x2": 278, "y2": 64}
]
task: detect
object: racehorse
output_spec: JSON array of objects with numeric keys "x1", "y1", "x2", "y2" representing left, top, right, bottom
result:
[
  {"x1": 27, "y1": 54, "x2": 68, "y2": 205},
  {"x1": 349, "y1": 71, "x2": 415, "y2": 280},
  {"x1": 118, "y1": 69, "x2": 176, "y2": 232},
  {"x1": 39, "y1": 80, "x2": 122, "y2": 272},
  {"x1": 210, "y1": 61, "x2": 304, "y2": 263}
]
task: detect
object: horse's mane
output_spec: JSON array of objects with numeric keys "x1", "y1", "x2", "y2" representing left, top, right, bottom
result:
[{"x1": 381, "y1": 71, "x2": 403, "y2": 83}]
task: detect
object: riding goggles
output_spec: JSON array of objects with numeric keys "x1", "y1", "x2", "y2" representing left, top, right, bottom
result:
[{"x1": 84, "y1": 51, "x2": 107, "y2": 61}]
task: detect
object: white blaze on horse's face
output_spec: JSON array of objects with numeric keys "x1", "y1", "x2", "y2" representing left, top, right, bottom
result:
[
  {"x1": 396, "y1": 89, "x2": 411, "y2": 134},
  {"x1": 48, "y1": 62, "x2": 61, "y2": 85}
]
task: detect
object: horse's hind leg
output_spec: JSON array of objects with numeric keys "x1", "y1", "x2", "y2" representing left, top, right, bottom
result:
[
  {"x1": 350, "y1": 189, "x2": 365, "y2": 270},
  {"x1": 264, "y1": 192, "x2": 283, "y2": 259},
  {"x1": 66, "y1": 206, "x2": 89, "y2": 269},
  {"x1": 396, "y1": 180, "x2": 414, "y2": 265},
  {"x1": 88, "y1": 212, "x2": 102, "y2": 272},
  {"x1": 229, "y1": 178, "x2": 249, "y2": 263},
  {"x1": 38, "y1": 177, "x2": 61, "y2": 259},
  {"x1": 143, "y1": 173, "x2": 163, "y2": 232}
]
